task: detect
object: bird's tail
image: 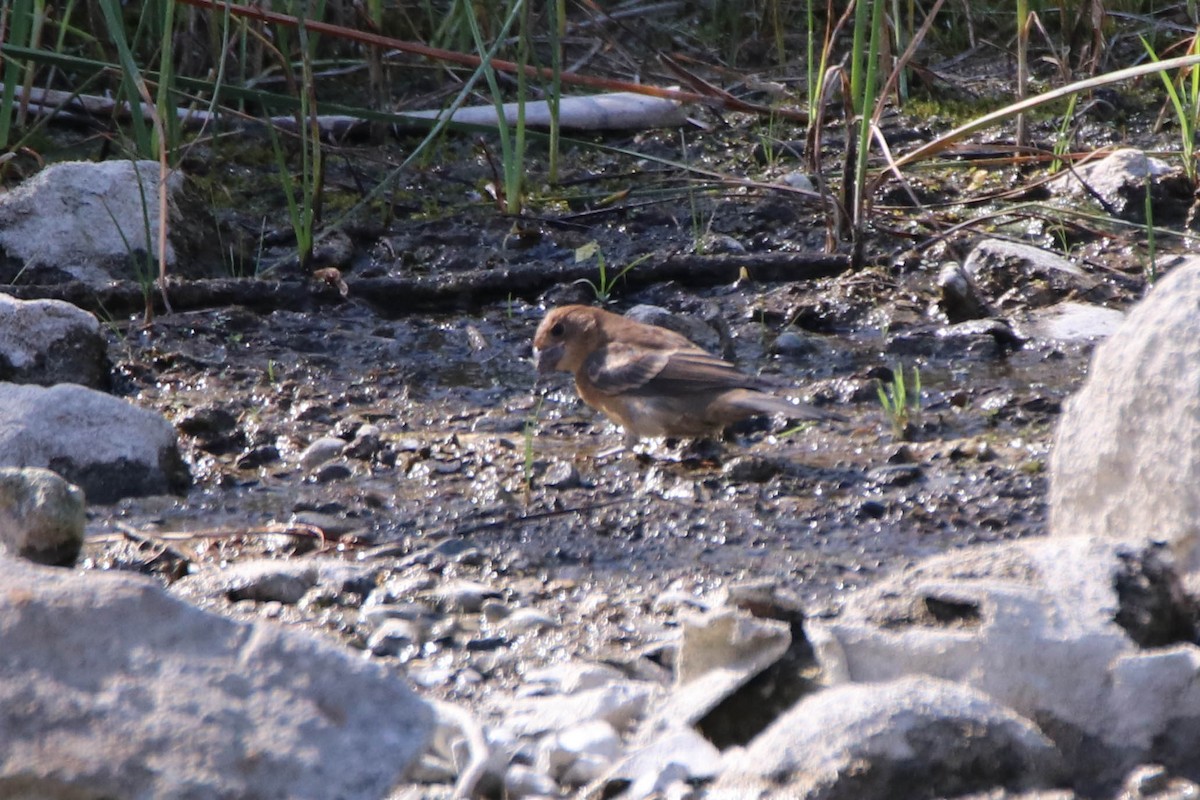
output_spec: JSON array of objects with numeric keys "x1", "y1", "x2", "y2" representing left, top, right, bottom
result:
[{"x1": 727, "y1": 389, "x2": 848, "y2": 423}]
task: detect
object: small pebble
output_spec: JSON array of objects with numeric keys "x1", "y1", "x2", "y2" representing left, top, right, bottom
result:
[
  {"x1": 868, "y1": 463, "x2": 923, "y2": 487},
  {"x1": 367, "y1": 618, "x2": 424, "y2": 660},
  {"x1": 236, "y1": 445, "x2": 280, "y2": 469},
  {"x1": 723, "y1": 456, "x2": 784, "y2": 483},
  {"x1": 502, "y1": 607, "x2": 559, "y2": 634},
  {"x1": 433, "y1": 579, "x2": 501, "y2": 613},
  {"x1": 482, "y1": 599, "x2": 511, "y2": 623},
  {"x1": 315, "y1": 462, "x2": 353, "y2": 483},
  {"x1": 543, "y1": 461, "x2": 582, "y2": 489},
  {"x1": 299, "y1": 436, "x2": 346, "y2": 470}
]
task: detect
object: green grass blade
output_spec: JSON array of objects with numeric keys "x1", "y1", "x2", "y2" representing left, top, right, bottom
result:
[{"x1": 96, "y1": 0, "x2": 154, "y2": 157}]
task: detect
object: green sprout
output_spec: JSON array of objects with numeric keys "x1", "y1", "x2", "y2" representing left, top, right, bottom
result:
[
  {"x1": 877, "y1": 363, "x2": 922, "y2": 439},
  {"x1": 571, "y1": 241, "x2": 647, "y2": 304}
]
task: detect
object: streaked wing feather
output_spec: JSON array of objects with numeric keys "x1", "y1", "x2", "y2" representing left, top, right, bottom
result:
[
  {"x1": 589, "y1": 342, "x2": 786, "y2": 399},
  {"x1": 653, "y1": 350, "x2": 762, "y2": 389},
  {"x1": 586, "y1": 343, "x2": 672, "y2": 394}
]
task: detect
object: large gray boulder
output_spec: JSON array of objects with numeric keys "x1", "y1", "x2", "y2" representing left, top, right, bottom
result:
[
  {"x1": 0, "y1": 382, "x2": 189, "y2": 503},
  {"x1": 0, "y1": 557, "x2": 434, "y2": 800},
  {"x1": 709, "y1": 677, "x2": 1062, "y2": 800},
  {"x1": 0, "y1": 160, "x2": 182, "y2": 287},
  {"x1": 0, "y1": 294, "x2": 110, "y2": 388},
  {"x1": 1050, "y1": 256, "x2": 1200, "y2": 570},
  {"x1": 808, "y1": 536, "x2": 1200, "y2": 790}
]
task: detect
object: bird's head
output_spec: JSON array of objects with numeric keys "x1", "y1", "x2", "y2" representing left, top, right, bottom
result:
[{"x1": 533, "y1": 305, "x2": 605, "y2": 375}]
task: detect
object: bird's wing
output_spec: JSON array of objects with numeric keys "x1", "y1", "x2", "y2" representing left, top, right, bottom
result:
[{"x1": 586, "y1": 343, "x2": 757, "y2": 396}]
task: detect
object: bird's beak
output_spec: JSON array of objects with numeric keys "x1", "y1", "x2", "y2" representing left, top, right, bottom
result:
[{"x1": 534, "y1": 343, "x2": 564, "y2": 375}]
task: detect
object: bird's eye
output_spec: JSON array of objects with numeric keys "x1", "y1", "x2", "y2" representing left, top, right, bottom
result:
[{"x1": 550, "y1": 322, "x2": 565, "y2": 337}]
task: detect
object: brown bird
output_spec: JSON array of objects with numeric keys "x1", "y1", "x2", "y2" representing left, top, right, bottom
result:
[{"x1": 533, "y1": 304, "x2": 841, "y2": 446}]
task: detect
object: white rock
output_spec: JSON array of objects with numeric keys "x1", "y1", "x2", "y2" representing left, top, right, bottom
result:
[
  {"x1": 367, "y1": 618, "x2": 425, "y2": 660},
  {"x1": 0, "y1": 382, "x2": 188, "y2": 503},
  {"x1": 0, "y1": 557, "x2": 433, "y2": 799},
  {"x1": 0, "y1": 467, "x2": 84, "y2": 565},
  {"x1": 537, "y1": 719, "x2": 621, "y2": 782},
  {"x1": 0, "y1": 294, "x2": 109, "y2": 388},
  {"x1": 508, "y1": 682, "x2": 656, "y2": 737},
  {"x1": 0, "y1": 160, "x2": 181, "y2": 287},
  {"x1": 710, "y1": 677, "x2": 1062, "y2": 799},
  {"x1": 626, "y1": 762, "x2": 692, "y2": 800},
  {"x1": 1050, "y1": 257, "x2": 1200, "y2": 569},
  {"x1": 607, "y1": 725, "x2": 722, "y2": 786},
  {"x1": 431, "y1": 578, "x2": 501, "y2": 613},
  {"x1": 522, "y1": 661, "x2": 627, "y2": 694}
]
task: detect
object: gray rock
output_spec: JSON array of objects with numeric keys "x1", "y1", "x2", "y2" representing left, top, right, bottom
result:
[
  {"x1": 543, "y1": 460, "x2": 583, "y2": 489},
  {"x1": 219, "y1": 558, "x2": 320, "y2": 604},
  {"x1": 711, "y1": 677, "x2": 1063, "y2": 800},
  {"x1": 0, "y1": 382, "x2": 189, "y2": 503},
  {"x1": 315, "y1": 460, "x2": 354, "y2": 482},
  {"x1": 537, "y1": 719, "x2": 621, "y2": 784},
  {"x1": 723, "y1": 455, "x2": 786, "y2": 483},
  {"x1": 0, "y1": 160, "x2": 183, "y2": 286},
  {"x1": 1048, "y1": 147, "x2": 1182, "y2": 221},
  {"x1": 963, "y1": 239, "x2": 1106, "y2": 309},
  {"x1": 368, "y1": 618, "x2": 425, "y2": 660},
  {"x1": 645, "y1": 607, "x2": 790, "y2": 737},
  {"x1": 1051, "y1": 258, "x2": 1200, "y2": 570},
  {"x1": 501, "y1": 607, "x2": 560, "y2": 634},
  {"x1": 0, "y1": 557, "x2": 433, "y2": 800},
  {"x1": 886, "y1": 318, "x2": 1022, "y2": 359},
  {"x1": 769, "y1": 329, "x2": 833, "y2": 359},
  {"x1": 0, "y1": 294, "x2": 110, "y2": 388},
  {"x1": 299, "y1": 435, "x2": 347, "y2": 470},
  {"x1": 345, "y1": 423, "x2": 382, "y2": 459},
  {"x1": 0, "y1": 467, "x2": 85, "y2": 565},
  {"x1": 808, "y1": 536, "x2": 1200, "y2": 790}
]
